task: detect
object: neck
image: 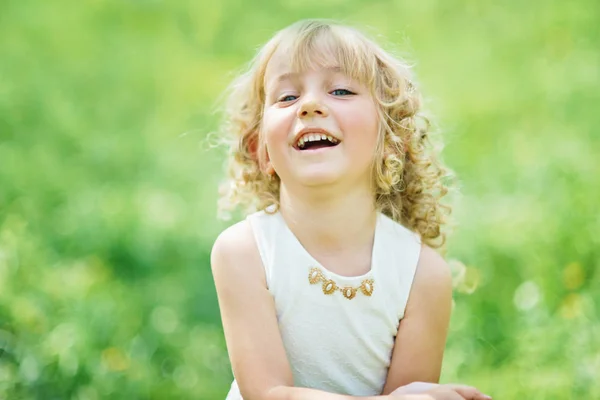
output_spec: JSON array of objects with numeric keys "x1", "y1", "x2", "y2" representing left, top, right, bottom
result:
[{"x1": 278, "y1": 181, "x2": 377, "y2": 253}]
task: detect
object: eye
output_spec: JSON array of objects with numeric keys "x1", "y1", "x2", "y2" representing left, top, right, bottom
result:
[
  {"x1": 331, "y1": 88, "x2": 355, "y2": 96},
  {"x1": 278, "y1": 94, "x2": 298, "y2": 102}
]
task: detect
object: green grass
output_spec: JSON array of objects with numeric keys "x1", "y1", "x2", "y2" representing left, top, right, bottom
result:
[{"x1": 0, "y1": 0, "x2": 598, "y2": 398}]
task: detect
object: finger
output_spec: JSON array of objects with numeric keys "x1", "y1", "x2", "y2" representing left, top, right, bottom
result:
[
  {"x1": 423, "y1": 388, "x2": 467, "y2": 400},
  {"x1": 407, "y1": 382, "x2": 438, "y2": 394},
  {"x1": 444, "y1": 391, "x2": 468, "y2": 400},
  {"x1": 392, "y1": 382, "x2": 438, "y2": 395},
  {"x1": 449, "y1": 385, "x2": 492, "y2": 400}
]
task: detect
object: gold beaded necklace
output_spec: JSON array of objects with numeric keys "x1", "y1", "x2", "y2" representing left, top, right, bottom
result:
[{"x1": 308, "y1": 267, "x2": 374, "y2": 300}]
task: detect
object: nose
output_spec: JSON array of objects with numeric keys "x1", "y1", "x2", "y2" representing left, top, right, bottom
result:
[{"x1": 297, "y1": 99, "x2": 329, "y2": 119}]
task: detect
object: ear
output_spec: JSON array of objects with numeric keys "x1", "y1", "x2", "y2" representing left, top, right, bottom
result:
[
  {"x1": 244, "y1": 131, "x2": 270, "y2": 170},
  {"x1": 245, "y1": 133, "x2": 259, "y2": 161},
  {"x1": 256, "y1": 136, "x2": 274, "y2": 175},
  {"x1": 265, "y1": 163, "x2": 275, "y2": 176},
  {"x1": 262, "y1": 147, "x2": 276, "y2": 176}
]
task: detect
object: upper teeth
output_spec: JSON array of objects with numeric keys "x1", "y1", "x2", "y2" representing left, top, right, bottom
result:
[{"x1": 298, "y1": 133, "x2": 339, "y2": 148}]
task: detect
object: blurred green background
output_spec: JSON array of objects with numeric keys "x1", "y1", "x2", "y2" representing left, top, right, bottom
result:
[{"x1": 1, "y1": 0, "x2": 598, "y2": 399}]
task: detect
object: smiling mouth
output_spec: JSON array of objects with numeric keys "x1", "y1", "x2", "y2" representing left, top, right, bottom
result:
[{"x1": 296, "y1": 133, "x2": 340, "y2": 151}]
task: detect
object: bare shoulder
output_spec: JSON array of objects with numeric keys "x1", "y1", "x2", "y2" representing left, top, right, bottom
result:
[
  {"x1": 405, "y1": 244, "x2": 453, "y2": 314},
  {"x1": 211, "y1": 219, "x2": 265, "y2": 287},
  {"x1": 381, "y1": 245, "x2": 453, "y2": 391},
  {"x1": 382, "y1": 244, "x2": 454, "y2": 391},
  {"x1": 413, "y1": 244, "x2": 452, "y2": 292},
  {"x1": 210, "y1": 219, "x2": 293, "y2": 396},
  {"x1": 211, "y1": 219, "x2": 255, "y2": 261}
]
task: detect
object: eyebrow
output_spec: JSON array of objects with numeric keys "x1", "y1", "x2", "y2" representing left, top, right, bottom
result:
[{"x1": 268, "y1": 66, "x2": 344, "y2": 87}]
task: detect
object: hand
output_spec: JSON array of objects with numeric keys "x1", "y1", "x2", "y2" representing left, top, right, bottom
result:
[
  {"x1": 390, "y1": 381, "x2": 437, "y2": 395},
  {"x1": 390, "y1": 382, "x2": 492, "y2": 400}
]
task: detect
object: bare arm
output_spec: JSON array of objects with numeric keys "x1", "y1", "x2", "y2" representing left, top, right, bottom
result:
[
  {"x1": 381, "y1": 245, "x2": 453, "y2": 395},
  {"x1": 211, "y1": 221, "x2": 397, "y2": 400}
]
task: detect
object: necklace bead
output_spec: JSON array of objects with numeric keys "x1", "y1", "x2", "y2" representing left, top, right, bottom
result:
[{"x1": 308, "y1": 267, "x2": 374, "y2": 299}]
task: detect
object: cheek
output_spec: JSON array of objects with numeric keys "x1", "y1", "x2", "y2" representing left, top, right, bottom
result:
[
  {"x1": 261, "y1": 108, "x2": 295, "y2": 165},
  {"x1": 262, "y1": 108, "x2": 293, "y2": 145},
  {"x1": 340, "y1": 101, "x2": 380, "y2": 145}
]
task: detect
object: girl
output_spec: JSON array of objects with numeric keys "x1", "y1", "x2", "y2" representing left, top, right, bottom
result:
[{"x1": 211, "y1": 19, "x2": 491, "y2": 400}]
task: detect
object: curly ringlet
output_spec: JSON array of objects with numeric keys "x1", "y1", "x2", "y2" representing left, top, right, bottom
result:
[{"x1": 217, "y1": 19, "x2": 455, "y2": 249}]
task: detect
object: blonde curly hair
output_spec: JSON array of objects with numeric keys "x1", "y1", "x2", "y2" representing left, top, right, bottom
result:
[{"x1": 217, "y1": 19, "x2": 454, "y2": 249}]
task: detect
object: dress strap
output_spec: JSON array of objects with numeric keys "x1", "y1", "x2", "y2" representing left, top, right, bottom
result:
[
  {"x1": 246, "y1": 210, "x2": 282, "y2": 289},
  {"x1": 374, "y1": 214, "x2": 422, "y2": 320}
]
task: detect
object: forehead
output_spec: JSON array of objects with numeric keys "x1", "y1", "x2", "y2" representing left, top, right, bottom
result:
[
  {"x1": 263, "y1": 48, "x2": 292, "y2": 82},
  {"x1": 264, "y1": 48, "x2": 343, "y2": 87},
  {"x1": 260, "y1": 26, "x2": 379, "y2": 95},
  {"x1": 263, "y1": 50, "x2": 365, "y2": 95}
]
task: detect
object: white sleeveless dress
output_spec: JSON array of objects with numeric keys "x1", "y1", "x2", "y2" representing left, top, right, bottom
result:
[{"x1": 225, "y1": 209, "x2": 422, "y2": 398}]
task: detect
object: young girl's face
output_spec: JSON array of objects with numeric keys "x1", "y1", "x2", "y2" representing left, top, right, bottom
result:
[{"x1": 261, "y1": 49, "x2": 379, "y2": 190}]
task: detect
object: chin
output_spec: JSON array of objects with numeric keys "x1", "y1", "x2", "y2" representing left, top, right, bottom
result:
[{"x1": 293, "y1": 168, "x2": 344, "y2": 187}]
